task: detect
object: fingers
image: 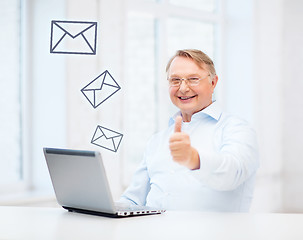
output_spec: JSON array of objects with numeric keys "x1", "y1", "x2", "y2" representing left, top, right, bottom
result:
[
  {"x1": 169, "y1": 133, "x2": 190, "y2": 150},
  {"x1": 170, "y1": 116, "x2": 190, "y2": 164},
  {"x1": 169, "y1": 132, "x2": 188, "y2": 143},
  {"x1": 174, "y1": 116, "x2": 182, "y2": 133},
  {"x1": 169, "y1": 140, "x2": 191, "y2": 163}
]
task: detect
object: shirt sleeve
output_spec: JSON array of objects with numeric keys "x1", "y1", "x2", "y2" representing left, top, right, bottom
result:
[
  {"x1": 191, "y1": 116, "x2": 259, "y2": 191},
  {"x1": 117, "y1": 150, "x2": 151, "y2": 206}
]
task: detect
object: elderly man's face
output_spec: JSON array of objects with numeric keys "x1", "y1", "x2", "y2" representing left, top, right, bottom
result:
[{"x1": 168, "y1": 56, "x2": 217, "y2": 121}]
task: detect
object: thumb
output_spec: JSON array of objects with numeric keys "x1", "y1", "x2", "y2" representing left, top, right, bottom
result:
[{"x1": 174, "y1": 116, "x2": 182, "y2": 132}]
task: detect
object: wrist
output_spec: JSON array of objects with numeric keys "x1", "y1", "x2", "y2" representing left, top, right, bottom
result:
[{"x1": 188, "y1": 147, "x2": 200, "y2": 170}]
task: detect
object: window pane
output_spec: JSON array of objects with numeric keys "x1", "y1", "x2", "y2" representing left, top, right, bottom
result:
[
  {"x1": 124, "y1": 13, "x2": 156, "y2": 171},
  {"x1": 169, "y1": 0, "x2": 217, "y2": 12},
  {"x1": 0, "y1": 0, "x2": 22, "y2": 185},
  {"x1": 167, "y1": 17, "x2": 215, "y2": 58}
]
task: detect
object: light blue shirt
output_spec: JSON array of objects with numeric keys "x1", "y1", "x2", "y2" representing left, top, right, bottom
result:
[{"x1": 119, "y1": 102, "x2": 259, "y2": 212}]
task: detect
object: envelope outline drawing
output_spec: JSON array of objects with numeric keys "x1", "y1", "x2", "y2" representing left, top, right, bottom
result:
[
  {"x1": 50, "y1": 20, "x2": 97, "y2": 55},
  {"x1": 91, "y1": 125, "x2": 123, "y2": 152},
  {"x1": 81, "y1": 70, "x2": 121, "y2": 108}
]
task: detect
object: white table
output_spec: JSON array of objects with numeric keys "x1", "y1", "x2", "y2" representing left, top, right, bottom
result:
[{"x1": 1, "y1": 206, "x2": 303, "y2": 240}]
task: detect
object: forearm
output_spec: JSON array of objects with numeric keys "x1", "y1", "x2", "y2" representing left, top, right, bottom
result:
[
  {"x1": 192, "y1": 150, "x2": 259, "y2": 191},
  {"x1": 119, "y1": 156, "x2": 151, "y2": 206}
]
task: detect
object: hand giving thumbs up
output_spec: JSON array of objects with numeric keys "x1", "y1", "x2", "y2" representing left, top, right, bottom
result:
[{"x1": 169, "y1": 116, "x2": 200, "y2": 170}]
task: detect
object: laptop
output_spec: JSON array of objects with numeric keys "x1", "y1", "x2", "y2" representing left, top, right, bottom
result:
[{"x1": 43, "y1": 147, "x2": 165, "y2": 218}]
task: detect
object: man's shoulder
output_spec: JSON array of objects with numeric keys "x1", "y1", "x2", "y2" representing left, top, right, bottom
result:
[
  {"x1": 210, "y1": 101, "x2": 251, "y2": 126},
  {"x1": 220, "y1": 111, "x2": 249, "y2": 124},
  {"x1": 218, "y1": 111, "x2": 257, "y2": 137}
]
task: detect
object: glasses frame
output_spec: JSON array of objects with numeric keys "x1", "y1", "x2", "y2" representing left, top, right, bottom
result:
[{"x1": 167, "y1": 74, "x2": 210, "y2": 87}]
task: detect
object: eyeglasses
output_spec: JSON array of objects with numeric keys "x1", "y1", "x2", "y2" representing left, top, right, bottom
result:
[{"x1": 168, "y1": 75, "x2": 210, "y2": 87}]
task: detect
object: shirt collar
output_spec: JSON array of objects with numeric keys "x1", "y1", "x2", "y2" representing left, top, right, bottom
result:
[
  {"x1": 168, "y1": 101, "x2": 222, "y2": 126},
  {"x1": 201, "y1": 101, "x2": 222, "y2": 121}
]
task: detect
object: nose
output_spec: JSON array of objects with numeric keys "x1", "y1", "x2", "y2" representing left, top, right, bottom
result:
[{"x1": 178, "y1": 80, "x2": 190, "y2": 93}]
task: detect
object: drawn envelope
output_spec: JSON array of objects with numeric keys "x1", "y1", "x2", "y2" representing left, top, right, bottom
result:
[
  {"x1": 91, "y1": 126, "x2": 123, "y2": 152},
  {"x1": 50, "y1": 20, "x2": 97, "y2": 55},
  {"x1": 81, "y1": 70, "x2": 121, "y2": 108}
]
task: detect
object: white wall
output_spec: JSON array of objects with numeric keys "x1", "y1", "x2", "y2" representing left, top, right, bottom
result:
[
  {"x1": 250, "y1": 0, "x2": 285, "y2": 212},
  {"x1": 281, "y1": 0, "x2": 303, "y2": 212},
  {"x1": 251, "y1": 0, "x2": 303, "y2": 212}
]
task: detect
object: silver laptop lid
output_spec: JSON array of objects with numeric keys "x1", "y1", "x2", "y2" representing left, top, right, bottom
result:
[{"x1": 43, "y1": 148, "x2": 116, "y2": 214}]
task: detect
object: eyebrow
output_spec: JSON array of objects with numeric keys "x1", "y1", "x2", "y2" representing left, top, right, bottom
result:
[{"x1": 169, "y1": 73, "x2": 201, "y2": 78}]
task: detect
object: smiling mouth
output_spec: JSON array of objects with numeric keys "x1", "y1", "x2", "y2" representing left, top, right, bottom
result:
[{"x1": 178, "y1": 95, "x2": 197, "y2": 100}]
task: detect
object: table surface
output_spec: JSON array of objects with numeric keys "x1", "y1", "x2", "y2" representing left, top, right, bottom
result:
[{"x1": 1, "y1": 206, "x2": 303, "y2": 240}]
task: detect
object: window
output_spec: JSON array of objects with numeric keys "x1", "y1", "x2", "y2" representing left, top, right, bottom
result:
[
  {"x1": 167, "y1": 17, "x2": 215, "y2": 57},
  {"x1": 0, "y1": 0, "x2": 23, "y2": 190},
  {"x1": 123, "y1": 12, "x2": 157, "y2": 169},
  {"x1": 169, "y1": 0, "x2": 217, "y2": 12},
  {"x1": 122, "y1": 0, "x2": 221, "y2": 182}
]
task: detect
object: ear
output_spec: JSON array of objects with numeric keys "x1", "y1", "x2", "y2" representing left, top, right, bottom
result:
[{"x1": 211, "y1": 75, "x2": 218, "y2": 92}]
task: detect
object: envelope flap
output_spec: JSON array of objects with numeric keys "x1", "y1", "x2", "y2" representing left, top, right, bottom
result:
[
  {"x1": 103, "y1": 71, "x2": 120, "y2": 88},
  {"x1": 54, "y1": 21, "x2": 95, "y2": 38},
  {"x1": 81, "y1": 70, "x2": 120, "y2": 92},
  {"x1": 100, "y1": 127, "x2": 122, "y2": 139},
  {"x1": 81, "y1": 73, "x2": 105, "y2": 91}
]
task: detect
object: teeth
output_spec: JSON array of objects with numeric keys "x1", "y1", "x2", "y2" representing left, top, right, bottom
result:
[{"x1": 180, "y1": 96, "x2": 192, "y2": 100}]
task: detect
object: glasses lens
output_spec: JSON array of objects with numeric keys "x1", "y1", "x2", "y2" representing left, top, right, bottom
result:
[
  {"x1": 169, "y1": 78, "x2": 181, "y2": 86},
  {"x1": 187, "y1": 78, "x2": 200, "y2": 86}
]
